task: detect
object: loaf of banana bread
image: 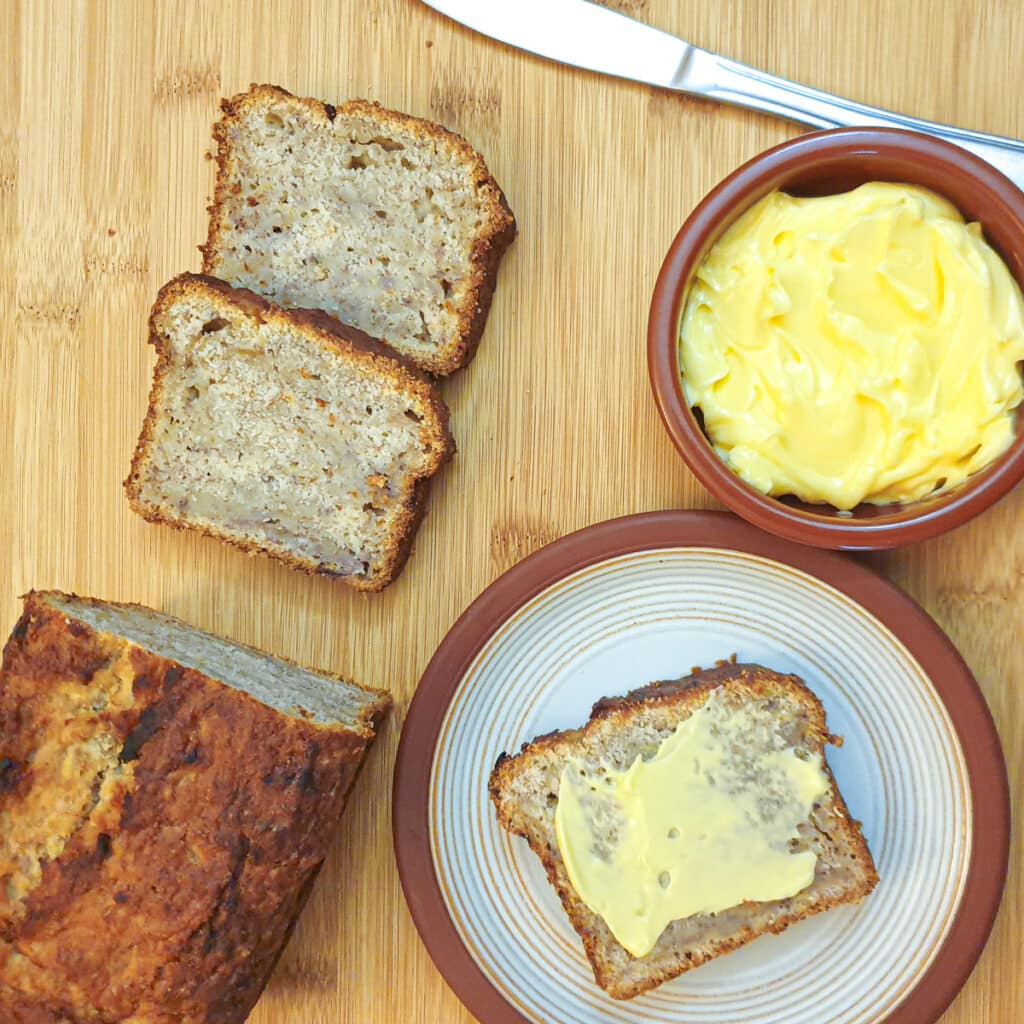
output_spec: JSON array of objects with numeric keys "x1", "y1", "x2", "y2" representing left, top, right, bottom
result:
[{"x1": 0, "y1": 591, "x2": 389, "y2": 1023}]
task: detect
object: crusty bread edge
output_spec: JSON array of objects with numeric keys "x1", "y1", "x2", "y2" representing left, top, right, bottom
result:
[
  {"x1": 123, "y1": 273, "x2": 455, "y2": 591},
  {"x1": 2, "y1": 590, "x2": 390, "y2": 1020},
  {"x1": 200, "y1": 83, "x2": 517, "y2": 376},
  {"x1": 23, "y1": 589, "x2": 393, "y2": 734},
  {"x1": 489, "y1": 663, "x2": 880, "y2": 999}
]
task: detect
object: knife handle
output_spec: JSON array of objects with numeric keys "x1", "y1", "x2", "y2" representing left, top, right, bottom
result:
[{"x1": 678, "y1": 47, "x2": 1024, "y2": 188}]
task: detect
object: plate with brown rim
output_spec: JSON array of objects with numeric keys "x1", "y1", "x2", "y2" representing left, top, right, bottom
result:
[{"x1": 393, "y1": 511, "x2": 1008, "y2": 1024}]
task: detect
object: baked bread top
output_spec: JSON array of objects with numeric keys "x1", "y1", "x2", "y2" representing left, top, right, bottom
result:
[
  {"x1": 202, "y1": 84, "x2": 516, "y2": 375},
  {"x1": 124, "y1": 273, "x2": 454, "y2": 590},
  {"x1": 0, "y1": 591, "x2": 389, "y2": 1023},
  {"x1": 489, "y1": 661, "x2": 879, "y2": 999}
]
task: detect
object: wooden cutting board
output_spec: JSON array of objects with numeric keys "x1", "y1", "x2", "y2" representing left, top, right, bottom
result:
[{"x1": 1, "y1": 1, "x2": 1020, "y2": 1021}]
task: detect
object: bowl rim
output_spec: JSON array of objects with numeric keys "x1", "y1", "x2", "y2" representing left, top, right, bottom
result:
[{"x1": 647, "y1": 126, "x2": 1024, "y2": 550}]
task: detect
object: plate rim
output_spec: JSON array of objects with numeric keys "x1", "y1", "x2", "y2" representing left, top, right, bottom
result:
[{"x1": 392, "y1": 511, "x2": 1009, "y2": 1024}]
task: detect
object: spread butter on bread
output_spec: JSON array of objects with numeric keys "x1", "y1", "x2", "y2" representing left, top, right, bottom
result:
[{"x1": 489, "y1": 661, "x2": 879, "y2": 999}]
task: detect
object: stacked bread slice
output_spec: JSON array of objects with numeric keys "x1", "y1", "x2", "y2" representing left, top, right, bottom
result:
[
  {"x1": 127, "y1": 84, "x2": 515, "y2": 588},
  {"x1": 125, "y1": 274, "x2": 455, "y2": 589},
  {"x1": 203, "y1": 84, "x2": 516, "y2": 376}
]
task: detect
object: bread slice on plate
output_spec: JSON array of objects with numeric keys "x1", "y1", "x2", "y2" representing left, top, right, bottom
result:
[
  {"x1": 0, "y1": 590, "x2": 389, "y2": 1023},
  {"x1": 202, "y1": 83, "x2": 516, "y2": 376},
  {"x1": 489, "y1": 661, "x2": 879, "y2": 1000},
  {"x1": 125, "y1": 273, "x2": 454, "y2": 590}
]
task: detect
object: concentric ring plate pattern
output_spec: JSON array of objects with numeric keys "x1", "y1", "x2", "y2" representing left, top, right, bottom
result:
[{"x1": 428, "y1": 547, "x2": 969, "y2": 1024}]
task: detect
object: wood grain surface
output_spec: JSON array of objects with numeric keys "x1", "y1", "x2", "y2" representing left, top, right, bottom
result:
[{"x1": 1, "y1": 1, "x2": 1021, "y2": 1021}]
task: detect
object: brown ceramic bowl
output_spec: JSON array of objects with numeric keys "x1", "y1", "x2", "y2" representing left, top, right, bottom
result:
[{"x1": 649, "y1": 127, "x2": 1024, "y2": 549}]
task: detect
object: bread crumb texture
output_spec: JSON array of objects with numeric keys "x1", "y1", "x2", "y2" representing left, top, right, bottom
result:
[
  {"x1": 203, "y1": 84, "x2": 516, "y2": 375},
  {"x1": 125, "y1": 274, "x2": 454, "y2": 590}
]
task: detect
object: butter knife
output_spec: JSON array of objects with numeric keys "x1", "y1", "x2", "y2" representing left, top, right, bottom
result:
[{"x1": 420, "y1": 0, "x2": 1024, "y2": 186}]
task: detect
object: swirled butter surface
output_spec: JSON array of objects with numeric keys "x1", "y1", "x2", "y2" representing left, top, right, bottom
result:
[
  {"x1": 680, "y1": 183, "x2": 1024, "y2": 509},
  {"x1": 553, "y1": 690, "x2": 829, "y2": 958}
]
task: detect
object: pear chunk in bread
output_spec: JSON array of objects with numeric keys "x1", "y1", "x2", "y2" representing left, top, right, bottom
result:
[
  {"x1": 125, "y1": 274, "x2": 454, "y2": 590},
  {"x1": 202, "y1": 84, "x2": 516, "y2": 376},
  {"x1": 489, "y1": 662, "x2": 879, "y2": 999}
]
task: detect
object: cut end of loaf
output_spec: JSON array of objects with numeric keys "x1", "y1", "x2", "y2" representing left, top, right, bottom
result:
[
  {"x1": 29, "y1": 590, "x2": 391, "y2": 730},
  {"x1": 125, "y1": 274, "x2": 454, "y2": 590},
  {"x1": 202, "y1": 83, "x2": 516, "y2": 375},
  {"x1": 489, "y1": 663, "x2": 879, "y2": 999}
]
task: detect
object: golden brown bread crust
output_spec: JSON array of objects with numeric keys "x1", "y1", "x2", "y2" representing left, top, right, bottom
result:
[
  {"x1": 123, "y1": 273, "x2": 456, "y2": 591},
  {"x1": 489, "y1": 662, "x2": 879, "y2": 999},
  {"x1": 201, "y1": 83, "x2": 517, "y2": 376},
  {"x1": 0, "y1": 975, "x2": 87, "y2": 1024},
  {"x1": 0, "y1": 593, "x2": 389, "y2": 1023}
]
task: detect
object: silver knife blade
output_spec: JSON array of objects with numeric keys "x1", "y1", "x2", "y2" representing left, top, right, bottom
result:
[
  {"x1": 419, "y1": 0, "x2": 698, "y2": 91},
  {"x1": 419, "y1": 0, "x2": 1024, "y2": 187}
]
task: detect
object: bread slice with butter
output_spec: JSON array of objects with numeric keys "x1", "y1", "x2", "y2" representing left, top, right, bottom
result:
[{"x1": 489, "y1": 661, "x2": 879, "y2": 999}]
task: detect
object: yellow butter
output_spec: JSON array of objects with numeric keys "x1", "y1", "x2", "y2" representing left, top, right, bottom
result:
[
  {"x1": 680, "y1": 183, "x2": 1024, "y2": 510},
  {"x1": 554, "y1": 690, "x2": 829, "y2": 959}
]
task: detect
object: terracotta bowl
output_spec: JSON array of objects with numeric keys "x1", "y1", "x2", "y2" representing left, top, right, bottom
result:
[{"x1": 648, "y1": 127, "x2": 1024, "y2": 549}]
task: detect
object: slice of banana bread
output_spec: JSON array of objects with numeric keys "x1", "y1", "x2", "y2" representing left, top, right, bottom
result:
[
  {"x1": 125, "y1": 274, "x2": 454, "y2": 590},
  {"x1": 0, "y1": 590, "x2": 390, "y2": 1024},
  {"x1": 202, "y1": 84, "x2": 516, "y2": 376},
  {"x1": 489, "y1": 662, "x2": 879, "y2": 999}
]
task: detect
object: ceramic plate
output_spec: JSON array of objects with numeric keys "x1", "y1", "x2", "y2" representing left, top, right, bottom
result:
[{"x1": 393, "y1": 512, "x2": 1008, "y2": 1024}]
